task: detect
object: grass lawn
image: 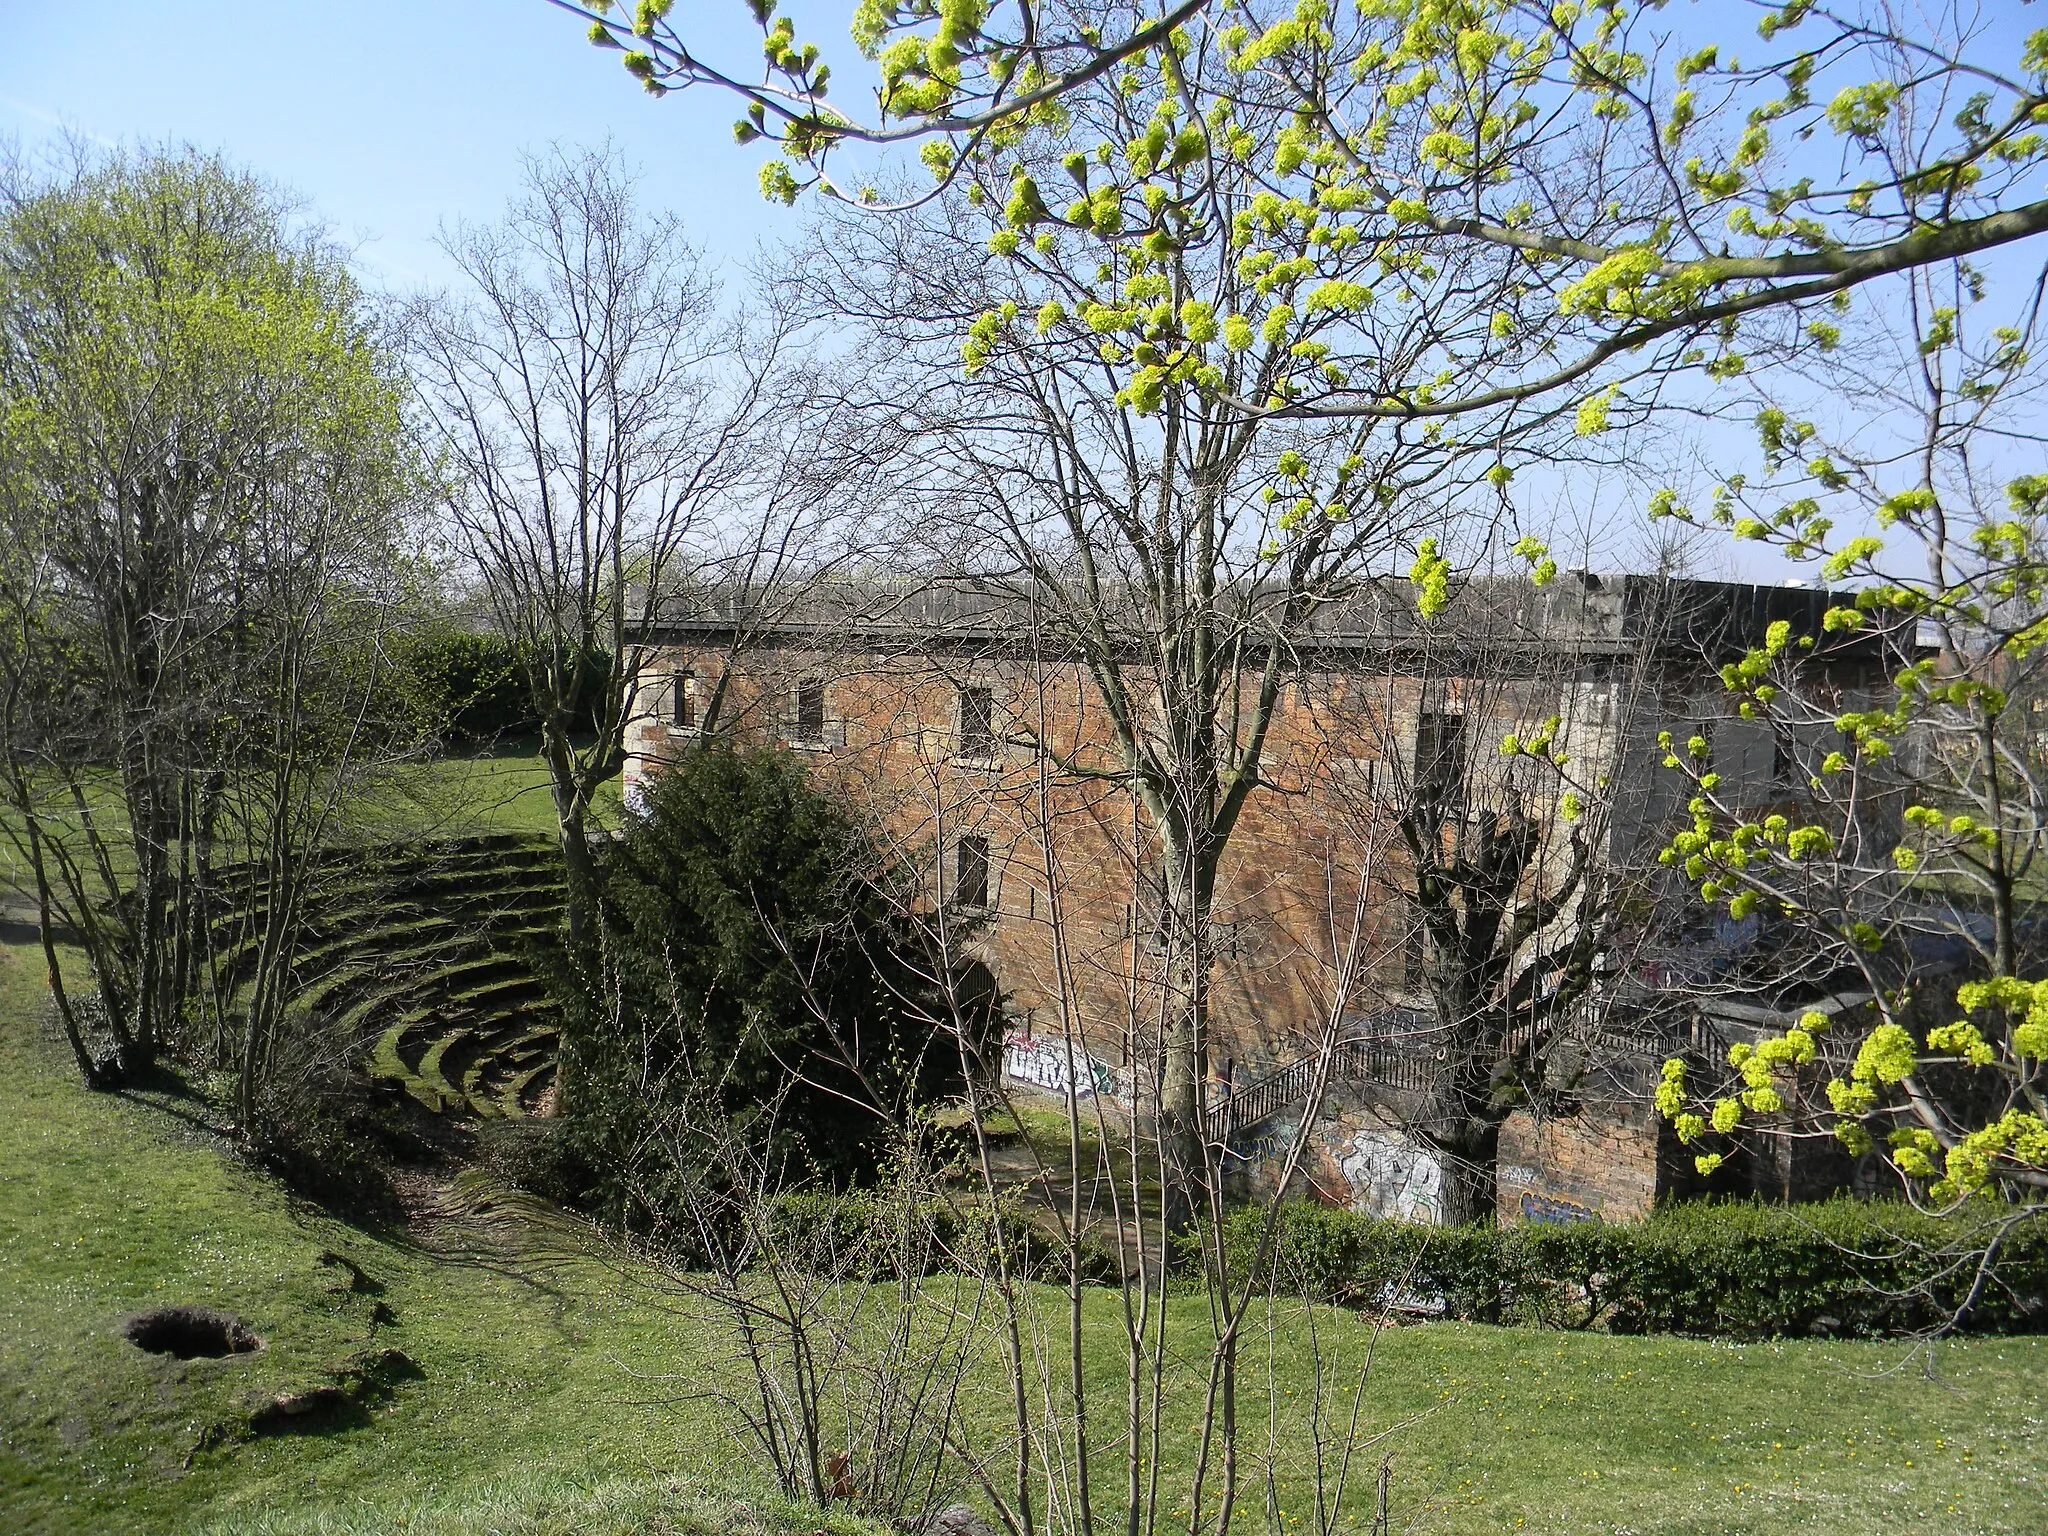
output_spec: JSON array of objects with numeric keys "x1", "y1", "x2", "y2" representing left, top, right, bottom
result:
[
  {"x1": 352, "y1": 745, "x2": 623, "y2": 845},
  {"x1": 0, "y1": 748, "x2": 619, "y2": 899},
  {"x1": 0, "y1": 931, "x2": 2043, "y2": 1535}
]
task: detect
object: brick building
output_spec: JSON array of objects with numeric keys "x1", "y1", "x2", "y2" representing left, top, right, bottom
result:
[{"x1": 623, "y1": 574, "x2": 1897, "y2": 1223}]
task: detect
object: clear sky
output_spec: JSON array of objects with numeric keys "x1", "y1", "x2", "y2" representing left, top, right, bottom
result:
[
  {"x1": 0, "y1": 0, "x2": 816, "y2": 290},
  {"x1": 4, "y1": 1, "x2": 2038, "y2": 584},
  {"x1": 0, "y1": 0, "x2": 1746, "y2": 580}
]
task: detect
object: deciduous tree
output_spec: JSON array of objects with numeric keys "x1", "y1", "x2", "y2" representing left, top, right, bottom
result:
[
  {"x1": 413, "y1": 143, "x2": 786, "y2": 943},
  {"x1": 1650, "y1": 258, "x2": 2048, "y2": 1239},
  {"x1": 0, "y1": 145, "x2": 424, "y2": 1115},
  {"x1": 565, "y1": 0, "x2": 2048, "y2": 424}
]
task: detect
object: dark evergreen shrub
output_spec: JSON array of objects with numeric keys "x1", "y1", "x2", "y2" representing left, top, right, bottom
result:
[
  {"x1": 549, "y1": 746, "x2": 998, "y2": 1227},
  {"x1": 475, "y1": 1116, "x2": 590, "y2": 1207}
]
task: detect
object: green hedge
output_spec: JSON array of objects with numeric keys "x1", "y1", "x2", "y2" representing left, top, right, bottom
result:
[
  {"x1": 1207, "y1": 1199, "x2": 2048, "y2": 1338},
  {"x1": 388, "y1": 627, "x2": 612, "y2": 743}
]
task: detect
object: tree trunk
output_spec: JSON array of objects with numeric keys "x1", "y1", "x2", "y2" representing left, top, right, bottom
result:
[
  {"x1": 20, "y1": 812, "x2": 107, "y2": 1090},
  {"x1": 557, "y1": 803, "x2": 599, "y2": 948},
  {"x1": 1156, "y1": 836, "x2": 1215, "y2": 1234},
  {"x1": 1424, "y1": 1118, "x2": 1501, "y2": 1228},
  {"x1": 541, "y1": 720, "x2": 602, "y2": 949}
]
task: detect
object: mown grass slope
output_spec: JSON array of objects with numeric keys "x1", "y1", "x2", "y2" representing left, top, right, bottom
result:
[
  {"x1": 0, "y1": 929, "x2": 2043, "y2": 1535},
  {"x1": 0, "y1": 935, "x2": 727, "y2": 1536}
]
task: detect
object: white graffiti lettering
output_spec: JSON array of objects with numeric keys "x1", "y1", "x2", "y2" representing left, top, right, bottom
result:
[{"x1": 1003, "y1": 1033, "x2": 1122, "y2": 1100}]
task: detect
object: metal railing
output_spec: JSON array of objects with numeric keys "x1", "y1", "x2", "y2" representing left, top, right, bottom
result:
[
  {"x1": 1208, "y1": 1034, "x2": 1439, "y2": 1140},
  {"x1": 1207, "y1": 1015, "x2": 1684, "y2": 1141}
]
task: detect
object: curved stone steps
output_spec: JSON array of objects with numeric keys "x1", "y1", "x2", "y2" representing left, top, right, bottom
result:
[
  {"x1": 460, "y1": 1027, "x2": 558, "y2": 1116},
  {"x1": 286, "y1": 926, "x2": 556, "y2": 1030},
  {"x1": 383, "y1": 1007, "x2": 558, "y2": 1117},
  {"x1": 188, "y1": 833, "x2": 568, "y2": 1122},
  {"x1": 206, "y1": 909, "x2": 562, "y2": 1016},
  {"x1": 196, "y1": 833, "x2": 558, "y2": 905},
  {"x1": 211, "y1": 912, "x2": 537, "y2": 1006},
  {"x1": 482, "y1": 1058, "x2": 557, "y2": 1118},
  {"x1": 197, "y1": 841, "x2": 561, "y2": 931},
  {"x1": 207, "y1": 879, "x2": 564, "y2": 990},
  {"x1": 372, "y1": 976, "x2": 553, "y2": 1085},
  {"x1": 367, "y1": 983, "x2": 545, "y2": 1076},
  {"x1": 411, "y1": 1026, "x2": 477, "y2": 1111},
  {"x1": 311, "y1": 939, "x2": 547, "y2": 1022},
  {"x1": 440, "y1": 1017, "x2": 546, "y2": 1106}
]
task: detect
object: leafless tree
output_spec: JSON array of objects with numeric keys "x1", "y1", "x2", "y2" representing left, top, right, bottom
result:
[
  {"x1": 413, "y1": 142, "x2": 801, "y2": 941},
  {"x1": 770, "y1": 104, "x2": 1582, "y2": 1221},
  {"x1": 1279, "y1": 577, "x2": 1681, "y2": 1223},
  {"x1": 592, "y1": 620, "x2": 1414, "y2": 1536}
]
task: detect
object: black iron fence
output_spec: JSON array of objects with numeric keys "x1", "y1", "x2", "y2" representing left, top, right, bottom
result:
[{"x1": 1207, "y1": 1014, "x2": 1687, "y2": 1141}]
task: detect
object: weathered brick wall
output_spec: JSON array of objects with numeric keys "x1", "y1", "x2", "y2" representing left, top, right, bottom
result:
[
  {"x1": 1496, "y1": 1102, "x2": 1661, "y2": 1223},
  {"x1": 1221, "y1": 1088, "x2": 1662, "y2": 1224},
  {"x1": 623, "y1": 641, "x2": 1656, "y2": 1086},
  {"x1": 610, "y1": 585, "x2": 1900, "y2": 1228},
  {"x1": 620, "y1": 630, "x2": 1870, "y2": 1224},
  {"x1": 627, "y1": 642, "x2": 1388, "y2": 1075}
]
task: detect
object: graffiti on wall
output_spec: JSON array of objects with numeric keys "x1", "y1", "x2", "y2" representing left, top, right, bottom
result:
[
  {"x1": 1518, "y1": 1190, "x2": 1599, "y2": 1225},
  {"x1": 1338, "y1": 1128, "x2": 1443, "y2": 1222},
  {"x1": 1227, "y1": 1118, "x2": 1300, "y2": 1168},
  {"x1": 1003, "y1": 1033, "x2": 1123, "y2": 1100}
]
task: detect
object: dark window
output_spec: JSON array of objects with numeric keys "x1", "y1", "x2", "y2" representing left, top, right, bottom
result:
[
  {"x1": 1414, "y1": 710, "x2": 1467, "y2": 801},
  {"x1": 673, "y1": 670, "x2": 696, "y2": 730},
  {"x1": 795, "y1": 678, "x2": 826, "y2": 742},
  {"x1": 954, "y1": 834, "x2": 991, "y2": 910},
  {"x1": 958, "y1": 684, "x2": 996, "y2": 757}
]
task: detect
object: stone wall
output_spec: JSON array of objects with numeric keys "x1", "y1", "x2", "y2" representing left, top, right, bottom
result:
[
  {"x1": 1496, "y1": 1102, "x2": 1661, "y2": 1223},
  {"x1": 1223, "y1": 1087, "x2": 1663, "y2": 1225},
  {"x1": 621, "y1": 638, "x2": 1675, "y2": 1088},
  {"x1": 621, "y1": 611, "x2": 1882, "y2": 1226}
]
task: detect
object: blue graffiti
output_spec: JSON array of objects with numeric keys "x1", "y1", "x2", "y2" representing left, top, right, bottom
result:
[{"x1": 1519, "y1": 1190, "x2": 1599, "y2": 1225}]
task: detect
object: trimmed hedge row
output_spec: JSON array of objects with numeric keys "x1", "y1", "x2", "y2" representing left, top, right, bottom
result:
[
  {"x1": 1209, "y1": 1199, "x2": 2048, "y2": 1338},
  {"x1": 388, "y1": 626, "x2": 612, "y2": 743}
]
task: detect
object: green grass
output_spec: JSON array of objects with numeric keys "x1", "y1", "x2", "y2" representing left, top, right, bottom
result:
[
  {"x1": 351, "y1": 746, "x2": 621, "y2": 844},
  {"x1": 197, "y1": 1475, "x2": 888, "y2": 1536},
  {"x1": 0, "y1": 749, "x2": 617, "y2": 899},
  {"x1": 1, "y1": 934, "x2": 2044, "y2": 1535},
  {"x1": 0, "y1": 943, "x2": 727, "y2": 1535}
]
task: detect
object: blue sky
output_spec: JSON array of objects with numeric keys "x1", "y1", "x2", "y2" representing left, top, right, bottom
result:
[
  {"x1": 0, "y1": 0, "x2": 1754, "y2": 576},
  {"x1": 0, "y1": 0, "x2": 810, "y2": 289},
  {"x1": 0, "y1": 0, "x2": 1744, "y2": 578},
  {"x1": 4, "y1": 2, "x2": 2039, "y2": 581}
]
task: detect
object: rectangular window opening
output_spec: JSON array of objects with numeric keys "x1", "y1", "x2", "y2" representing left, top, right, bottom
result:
[
  {"x1": 954, "y1": 834, "x2": 991, "y2": 911},
  {"x1": 673, "y1": 670, "x2": 696, "y2": 730},
  {"x1": 958, "y1": 684, "x2": 997, "y2": 758},
  {"x1": 795, "y1": 677, "x2": 826, "y2": 743}
]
